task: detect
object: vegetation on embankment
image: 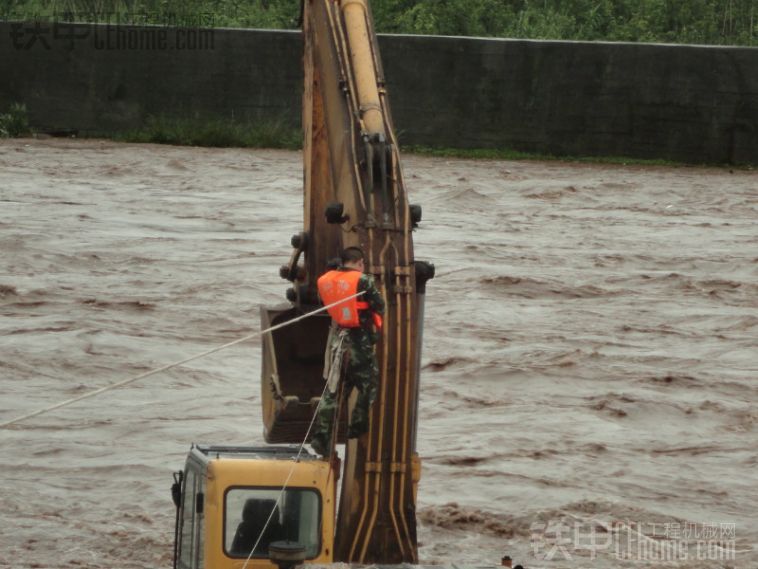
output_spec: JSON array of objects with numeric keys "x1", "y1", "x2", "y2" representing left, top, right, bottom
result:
[
  {"x1": 0, "y1": 103, "x2": 31, "y2": 138},
  {"x1": 116, "y1": 116, "x2": 301, "y2": 149},
  {"x1": 405, "y1": 146, "x2": 757, "y2": 169},
  {"x1": 3, "y1": 108, "x2": 746, "y2": 168},
  {"x1": 5, "y1": 0, "x2": 757, "y2": 46},
  {"x1": 110, "y1": 115, "x2": 747, "y2": 168}
]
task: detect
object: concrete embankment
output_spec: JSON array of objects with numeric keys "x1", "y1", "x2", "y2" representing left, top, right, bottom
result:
[{"x1": 1, "y1": 22, "x2": 756, "y2": 163}]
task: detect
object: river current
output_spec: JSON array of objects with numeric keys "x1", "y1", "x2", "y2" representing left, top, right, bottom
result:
[{"x1": 1, "y1": 139, "x2": 756, "y2": 568}]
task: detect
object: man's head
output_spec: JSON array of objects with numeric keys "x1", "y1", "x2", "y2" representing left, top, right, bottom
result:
[{"x1": 341, "y1": 246, "x2": 365, "y2": 271}]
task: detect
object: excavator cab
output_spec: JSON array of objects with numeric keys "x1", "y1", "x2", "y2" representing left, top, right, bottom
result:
[{"x1": 171, "y1": 445, "x2": 335, "y2": 569}]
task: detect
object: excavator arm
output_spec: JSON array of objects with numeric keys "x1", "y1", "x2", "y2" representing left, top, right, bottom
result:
[{"x1": 260, "y1": 0, "x2": 434, "y2": 564}]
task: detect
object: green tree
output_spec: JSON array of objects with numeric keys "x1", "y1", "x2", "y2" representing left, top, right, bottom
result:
[{"x1": 7, "y1": 0, "x2": 757, "y2": 45}]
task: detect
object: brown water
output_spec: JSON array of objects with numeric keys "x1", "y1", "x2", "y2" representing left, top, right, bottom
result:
[{"x1": 1, "y1": 139, "x2": 756, "y2": 569}]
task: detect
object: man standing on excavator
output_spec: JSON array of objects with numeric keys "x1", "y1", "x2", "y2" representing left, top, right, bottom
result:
[{"x1": 311, "y1": 246, "x2": 384, "y2": 457}]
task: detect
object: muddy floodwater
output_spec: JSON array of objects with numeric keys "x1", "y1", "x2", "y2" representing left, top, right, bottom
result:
[{"x1": 0, "y1": 139, "x2": 756, "y2": 569}]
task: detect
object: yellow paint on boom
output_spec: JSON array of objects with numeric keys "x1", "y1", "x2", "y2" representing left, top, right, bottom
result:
[{"x1": 340, "y1": 0, "x2": 386, "y2": 137}]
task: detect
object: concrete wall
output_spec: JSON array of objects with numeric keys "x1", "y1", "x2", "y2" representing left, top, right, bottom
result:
[
  {"x1": 0, "y1": 23, "x2": 302, "y2": 134},
  {"x1": 383, "y1": 35, "x2": 758, "y2": 164},
  {"x1": 1, "y1": 22, "x2": 756, "y2": 164}
]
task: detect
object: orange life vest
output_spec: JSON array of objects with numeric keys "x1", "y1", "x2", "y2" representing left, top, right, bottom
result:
[{"x1": 317, "y1": 269, "x2": 370, "y2": 328}]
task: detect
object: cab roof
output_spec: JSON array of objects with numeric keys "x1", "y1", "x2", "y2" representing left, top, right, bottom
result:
[{"x1": 190, "y1": 444, "x2": 317, "y2": 463}]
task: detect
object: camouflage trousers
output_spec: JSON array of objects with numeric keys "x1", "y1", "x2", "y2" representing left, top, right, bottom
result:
[{"x1": 311, "y1": 327, "x2": 378, "y2": 451}]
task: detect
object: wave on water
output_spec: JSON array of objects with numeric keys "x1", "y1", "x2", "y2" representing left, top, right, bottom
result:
[
  {"x1": 419, "y1": 502, "x2": 529, "y2": 538},
  {"x1": 78, "y1": 298, "x2": 157, "y2": 311},
  {"x1": 422, "y1": 356, "x2": 477, "y2": 372},
  {"x1": 0, "y1": 284, "x2": 18, "y2": 297},
  {"x1": 524, "y1": 185, "x2": 580, "y2": 201},
  {"x1": 479, "y1": 275, "x2": 616, "y2": 299}
]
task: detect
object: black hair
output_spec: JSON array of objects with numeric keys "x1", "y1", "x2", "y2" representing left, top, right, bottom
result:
[{"x1": 340, "y1": 246, "x2": 364, "y2": 265}]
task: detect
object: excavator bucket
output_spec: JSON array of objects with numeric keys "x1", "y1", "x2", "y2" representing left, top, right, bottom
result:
[{"x1": 260, "y1": 305, "x2": 346, "y2": 444}]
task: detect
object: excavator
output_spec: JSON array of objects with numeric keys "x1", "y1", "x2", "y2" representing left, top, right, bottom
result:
[{"x1": 170, "y1": 1, "x2": 434, "y2": 567}]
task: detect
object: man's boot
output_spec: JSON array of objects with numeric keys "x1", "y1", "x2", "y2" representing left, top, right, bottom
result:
[
  {"x1": 310, "y1": 434, "x2": 330, "y2": 458},
  {"x1": 346, "y1": 420, "x2": 368, "y2": 439}
]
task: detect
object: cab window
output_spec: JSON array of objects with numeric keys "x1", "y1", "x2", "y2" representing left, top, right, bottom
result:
[
  {"x1": 178, "y1": 469, "x2": 205, "y2": 569},
  {"x1": 224, "y1": 488, "x2": 321, "y2": 559},
  {"x1": 178, "y1": 470, "x2": 196, "y2": 568}
]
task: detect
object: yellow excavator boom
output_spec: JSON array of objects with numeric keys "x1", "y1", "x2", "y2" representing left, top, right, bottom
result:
[
  {"x1": 173, "y1": 2, "x2": 433, "y2": 567},
  {"x1": 262, "y1": 0, "x2": 434, "y2": 563}
]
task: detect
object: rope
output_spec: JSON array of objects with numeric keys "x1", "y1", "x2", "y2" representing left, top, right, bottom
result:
[
  {"x1": 240, "y1": 377, "x2": 330, "y2": 569},
  {"x1": 241, "y1": 332, "x2": 351, "y2": 568},
  {"x1": 0, "y1": 291, "x2": 365, "y2": 430},
  {"x1": 328, "y1": 365, "x2": 348, "y2": 462},
  {"x1": 241, "y1": 327, "x2": 353, "y2": 567}
]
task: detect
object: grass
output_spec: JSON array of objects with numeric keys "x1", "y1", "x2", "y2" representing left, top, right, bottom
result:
[
  {"x1": 115, "y1": 115, "x2": 301, "y2": 149},
  {"x1": 0, "y1": 103, "x2": 31, "y2": 138},
  {"x1": 403, "y1": 145, "x2": 691, "y2": 168},
  {"x1": 75, "y1": 114, "x2": 753, "y2": 169}
]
